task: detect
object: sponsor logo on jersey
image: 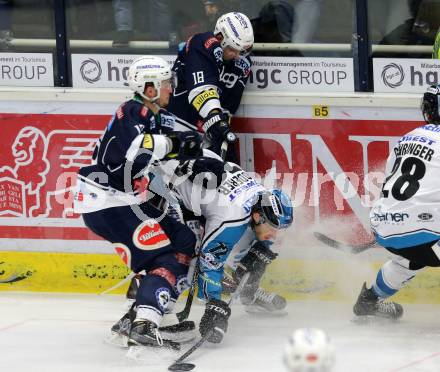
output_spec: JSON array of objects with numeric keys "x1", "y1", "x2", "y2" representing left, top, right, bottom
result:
[
  {"x1": 398, "y1": 135, "x2": 436, "y2": 146},
  {"x1": 113, "y1": 243, "x2": 131, "y2": 267},
  {"x1": 192, "y1": 89, "x2": 219, "y2": 111},
  {"x1": 155, "y1": 287, "x2": 171, "y2": 311},
  {"x1": 200, "y1": 252, "x2": 224, "y2": 270},
  {"x1": 133, "y1": 219, "x2": 170, "y2": 250},
  {"x1": 370, "y1": 211, "x2": 409, "y2": 225},
  {"x1": 160, "y1": 113, "x2": 175, "y2": 129},
  {"x1": 235, "y1": 57, "x2": 251, "y2": 76},
  {"x1": 213, "y1": 47, "x2": 223, "y2": 63},
  {"x1": 418, "y1": 212, "x2": 433, "y2": 221},
  {"x1": 140, "y1": 106, "x2": 148, "y2": 117},
  {"x1": 142, "y1": 134, "x2": 154, "y2": 149},
  {"x1": 422, "y1": 124, "x2": 440, "y2": 133},
  {"x1": 204, "y1": 37, "x2": 219, "y2": 49},
  {"x1": 219, "y1": 65, "x2": 240, "y2": 88},
  {"x1": 243, "y1": 194, "x2": 258, "y2": 213}
]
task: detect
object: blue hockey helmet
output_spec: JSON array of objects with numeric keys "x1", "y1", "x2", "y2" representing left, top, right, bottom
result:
[{"x1": 253, "y1": 189, "x2": 293, "y2": 229}]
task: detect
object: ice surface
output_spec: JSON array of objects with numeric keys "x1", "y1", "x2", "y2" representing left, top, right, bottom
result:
[{"x1": 1, "y1": 293, "x2": 440, "y2": 372}]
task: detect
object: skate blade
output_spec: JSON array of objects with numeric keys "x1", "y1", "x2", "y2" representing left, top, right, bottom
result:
[
  {"x1": 103, "y1": 332, "x2": 128, "y2": 348},
  {"x1": 244, "y1": 305, "x2": 288, "y2": 317},
  {"x1": 126, "y1": 344, "x2": 179, "y2": 362},
  {"x1": 351, "y1": 315, "x2": 400, "y2": 325}
]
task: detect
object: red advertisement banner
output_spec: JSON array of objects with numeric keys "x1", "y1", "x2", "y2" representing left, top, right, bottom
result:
[{"x1": 0, "y1": 113, "x2": 423, "y2": 243}]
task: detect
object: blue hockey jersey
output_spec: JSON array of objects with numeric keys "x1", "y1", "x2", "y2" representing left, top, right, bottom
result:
[
  {"x1": 167, "y1": 32, "x2": 252, "y2": 129},
  {"x1": 74, "y1": 97, "x2": 180, "y2": 213}
]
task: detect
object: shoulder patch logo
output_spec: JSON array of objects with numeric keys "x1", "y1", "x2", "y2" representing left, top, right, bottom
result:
[{"x1": 204, "y1": 37, "x2": 219, "y2": 49}]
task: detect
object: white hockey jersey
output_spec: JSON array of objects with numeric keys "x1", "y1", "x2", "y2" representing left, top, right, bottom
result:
[{"x1": 371, "y1": 124, "x2": 440, "y2": 248}]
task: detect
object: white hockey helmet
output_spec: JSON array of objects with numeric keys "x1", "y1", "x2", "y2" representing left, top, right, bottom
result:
[
  {"x1": 214, "y1": 12, "x2": 254, "y2": 55},
  {"x1": 126, "y1": 56, "x2": 173, "y2": 101},
  {"x1": 284, "y1": 328, "x2": 335, "y2": 372}
]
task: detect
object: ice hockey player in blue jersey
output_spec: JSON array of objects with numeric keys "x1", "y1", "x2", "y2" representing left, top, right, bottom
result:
[
  {"x1": 73, "y1": 56, "x2": 203, "y2": 350},
  {"x1": 167, "y1": 12, "x2": 254, "y2": 160},
  {"x1": 354, "y1": 84, "x2": 440, "y2": 320},
  {"x1": 170, "y1": 158, "x2": 293, "y2": 343}
]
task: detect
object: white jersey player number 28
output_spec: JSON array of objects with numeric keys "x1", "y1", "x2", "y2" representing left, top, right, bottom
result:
[{"x1": 381, "y1": 156, "x2": 427, "y2": 201}]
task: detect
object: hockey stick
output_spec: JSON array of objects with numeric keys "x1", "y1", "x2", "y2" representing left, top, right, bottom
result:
[
  {"x1": 176, "y1": 258, "x2": 199, "y2": 323},
  {"x1": 313, "y1": 231, "x2": 377, "y2": 254},
  {"x1": 168, "y1": 272, "x2": 251, "y2": 371},
  {"x1": 100, "y1": 272, "x2": 135, "y2": 295}
]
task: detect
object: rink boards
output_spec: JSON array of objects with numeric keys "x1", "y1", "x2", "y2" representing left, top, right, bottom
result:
[
  {"x1": 2, "y1": 250, "x2": 440, "y2": 305},
  {"x1": 1, "y1": 88, "x2": 440, "y2": 303}
]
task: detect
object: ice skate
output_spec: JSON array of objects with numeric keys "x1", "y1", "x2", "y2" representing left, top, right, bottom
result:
[
  {"x1": 239, "y1": 280, "x2": 287, "y2": 315},
  {"x1": 353, "y1": 282, "x2": 403, "y2": 320},
  {"x1": 128, "y1": 320, "x2": 180, "y2": 350}
]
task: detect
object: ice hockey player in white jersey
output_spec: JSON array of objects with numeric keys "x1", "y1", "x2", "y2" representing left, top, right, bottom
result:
[
  {"x1": 171, "y1": 157, "x2": 293, "y2": 343},
  {"x1": 354, "y1": 84, "x2": 440, "y2": 319}
]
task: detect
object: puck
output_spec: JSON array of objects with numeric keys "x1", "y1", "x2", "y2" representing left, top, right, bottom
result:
[{"x1": 168, "y1": 362, "x2": 196, "y2": 371}]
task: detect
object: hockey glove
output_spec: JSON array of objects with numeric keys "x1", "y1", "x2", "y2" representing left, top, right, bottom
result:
[
  {"x1": 166, "y1": 131, "x2": 202, "y2": 160},
  {"x1": 203, "y1": 111, "x2": 237, "y2": 145},
  {"x1": 174, "y1": 157, "x2": 225, "y2": 187},
  {"x1": 199, "y1": 298, "x2": 231, "y2": 343},
  {"x1": 234, "y1": 241, "x2": 278, "y2": 285}
]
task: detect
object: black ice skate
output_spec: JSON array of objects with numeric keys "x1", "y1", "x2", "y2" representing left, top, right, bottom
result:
[
  {"x1": 128, "y1": 320, "x2": 180, "y2": 350},
  {"x1": 353, "y1": 282, "x2": 403, "y2": 320},
  {"x1": 111, "y1": 311, "x2": 132, "y2": 337},
  {"x1": 241, "y1": 284, "x2": 287, "y2": 313}
]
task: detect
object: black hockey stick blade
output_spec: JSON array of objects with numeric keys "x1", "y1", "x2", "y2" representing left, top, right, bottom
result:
[
  {"x1": 168, "y1": 273, "x2": 251, "y2": 371},
  {"x1": 168, "y1": 362, "x2": 196, "y2": 371},
  {"x1": 313, "y1": 231, "x2": 376, "y2": 254},
  {"x1": 168, "y1": 330, "x2": 213, "y2": 371}
]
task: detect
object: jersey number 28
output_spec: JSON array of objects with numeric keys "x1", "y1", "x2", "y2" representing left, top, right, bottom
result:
[{"x1": 381, "y1": 156, "x2": 426, "y2": 201}]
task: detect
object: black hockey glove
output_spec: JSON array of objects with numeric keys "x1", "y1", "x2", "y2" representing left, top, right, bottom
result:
[
  {"x1": 234, "y1": 241, "x2": 278, "y2": 285},
  {"x1": 174, "y1": 157, "x2": 225, "y2": 187},
  {"x1": 203, "y1": 111, "x2": 237, "y2": 145},
  {"x1": 166, "y1": 131, "x2": 202, "y2": 160},
  {"x1": 199, "y1": 298, "x2": 231, "y2": 343}
]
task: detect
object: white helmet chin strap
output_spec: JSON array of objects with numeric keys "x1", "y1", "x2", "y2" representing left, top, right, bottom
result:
[{"x1": 138, "y1": 83, "x2": 161, "y2": 104}]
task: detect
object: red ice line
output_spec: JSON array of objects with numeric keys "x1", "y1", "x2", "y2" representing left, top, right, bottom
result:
[
  {"x1": 390, "y1": 350, "x2": 440, "y2": 371},
  {"x1": 0, "y1": 319, "x2": 30, "y2": 332}
]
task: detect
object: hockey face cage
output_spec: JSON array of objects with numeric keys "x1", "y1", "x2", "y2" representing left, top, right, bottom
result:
[{"x1": 421, "y1": 85, "x2": 440, "y2": 125}]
